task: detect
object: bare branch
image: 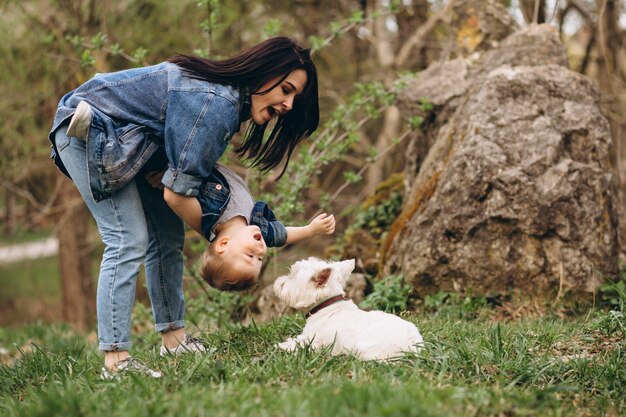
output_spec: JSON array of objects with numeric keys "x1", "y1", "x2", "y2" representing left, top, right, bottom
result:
[{"x1": 395, "y1": 0, "x2": 458, "y2": 68}]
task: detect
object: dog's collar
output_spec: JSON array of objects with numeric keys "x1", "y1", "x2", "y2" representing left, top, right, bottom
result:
[{"x1": 305, "y1": 295, "x2": 347, "y2": 319}]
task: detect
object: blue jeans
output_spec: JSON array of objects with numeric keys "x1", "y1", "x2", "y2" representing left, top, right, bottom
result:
[{"x1": 55, "y1": 124, "x2": 186, "y2": 351}]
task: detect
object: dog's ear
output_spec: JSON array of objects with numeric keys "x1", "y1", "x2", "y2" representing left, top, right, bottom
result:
[
  {"x1": 312, "y1": 267, "x2": 332, "y2": 287},
  {"x1": 340, "y1": 259, "x2": 356, "y2": 273}
]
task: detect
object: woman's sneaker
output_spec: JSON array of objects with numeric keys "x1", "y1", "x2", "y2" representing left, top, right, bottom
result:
[
  {"x1": 100, "y1": 357, "x2": 162, "y2": 380},
  {"x1": 160, "y1": 333, "x2": 207, "y2": 356}
]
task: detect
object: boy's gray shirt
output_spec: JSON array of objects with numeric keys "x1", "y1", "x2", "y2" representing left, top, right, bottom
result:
[
  {"x1": 200, "y1": 163, "x2": 287, "y2": 247},
  {"x1": 212, "y1": 164, "x2": 254, "y2": 234}
]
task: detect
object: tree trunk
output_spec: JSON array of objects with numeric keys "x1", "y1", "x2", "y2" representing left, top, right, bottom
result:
[
  {"x1": 366, "y1": 105, "x2": 401, "y2": 194},
  {"x1": 519, "y1": 0, "x2": 547, "y2": 24},
  {"x1": 56, "y1": 180, "x2": 95, "y2": 332},
  {"x1": 594, "y1": 0, "x2": 626, "y2": 251},
  {"x1": 365, "y1": 0, "x2": 401, "y2": 194},
  {"x1": 4, "y1": 188, "x2": 16, "y2": 236}
]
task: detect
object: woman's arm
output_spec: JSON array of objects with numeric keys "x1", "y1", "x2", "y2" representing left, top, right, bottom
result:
[{"x1": 163, "y1": 187, "x2": 203, "y2": 235}]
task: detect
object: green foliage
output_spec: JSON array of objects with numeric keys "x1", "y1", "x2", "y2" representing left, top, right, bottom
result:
[
  {"x1": 262, "y1": 18, "x2": 283, "y2": 38},
  {"x1": 333, "y1": 174, "x2": 403, "y2": 267},
  {"x1": 592, "y1": 279, "x2": 626, "y2": 336},
  {"x1": 424, "y1": 290, "x2": 489, "y2": 319},
  {"x1": 185, "y1": 282, "x2": 254, "y2": 329},
  {"x1": 308, "y1": 9, "x2": 366, "y2": 55},
  {"x1": 593, "y1": 310, "x2": 625, "y2": 336},
  {"x1": 197, "y1": 0, "x2": 221, "y2": 30},
  {"x1": 388, "y1": 0, "x2": 402, "y2": 13},
  {"x1": 360, "y1": 274, "x2": 411, "y2": 313},
  {"x1": 418, "y1": 96, "x2": 434, "y2": 112},
  {"x1": 348, "y1": 10, "x2": 365, "y2": 25},
  {"x1": 599, "y1": 279, "x2": 626, "y2": 312},
  {"x1": 408, "y1": 115, "x2": 424, "y2": 130},
  {"x1": 80, "y1": 50, "x2": 96, "y2": 67},
  {"x1": 90, "y1": 32, "x2": 107, "y2": 50},
  {"x1": 308, "y1": 35, "x2": 330, "y2": 52},
  {"x1": 406, "y1": 96, "x2": 434, "y2": 131},
  {"x1": 109, "y1": 43, "x2": 124, "y2": 56},
  {"x1": 343, "y1": 170, "x2": 362, "y2": 184},
  {"x1": 264, "y1": 78, "x2": 407, "y2": 223},
  {"x1": 349, "y1": 191, "x2": 402, "y2": 238}
]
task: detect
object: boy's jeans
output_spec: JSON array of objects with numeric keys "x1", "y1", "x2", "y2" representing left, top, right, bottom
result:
[{"x1": 55, "y1": 124, "x2": 186, "y2": 351}]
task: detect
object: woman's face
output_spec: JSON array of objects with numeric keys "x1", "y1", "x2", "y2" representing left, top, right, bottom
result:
[{"x1": 250, "y1": 69, "x2": 307, "y2": 125}]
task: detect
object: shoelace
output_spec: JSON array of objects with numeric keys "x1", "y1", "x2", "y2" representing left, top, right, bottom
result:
[
  {"x1": 101, "y1": 357, "x2": 161, "y2": 380},
  {"x1": 183, "y1": 334, "x2": 206, "y2": 347},
  {"x1": 118, "y1": 357, "x2": 147, "y2": 370}
]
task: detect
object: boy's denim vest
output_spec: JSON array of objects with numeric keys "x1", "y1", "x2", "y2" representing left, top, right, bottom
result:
[
  {"x1": 197, "y1": 168, "x2": 231, "y2": 238},
  {"x1": 49, "y1": 62, "x2": 242, "y2": 202}
]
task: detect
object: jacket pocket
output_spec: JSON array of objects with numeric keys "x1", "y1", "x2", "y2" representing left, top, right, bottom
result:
[{"x1": 101, "y1": 125, "x2": 147, "y2": 173}]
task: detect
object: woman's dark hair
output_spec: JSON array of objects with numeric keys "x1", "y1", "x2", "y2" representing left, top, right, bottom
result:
[{"x1": 168, "y1": 37, "x2": 319, "y2": 177}]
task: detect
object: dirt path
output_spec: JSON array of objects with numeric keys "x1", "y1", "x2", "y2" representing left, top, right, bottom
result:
[{"x1": 0, "y1": 238, "x2": 59, "y2": 265}]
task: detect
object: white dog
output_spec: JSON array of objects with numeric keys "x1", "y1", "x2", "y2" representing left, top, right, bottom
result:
[{"x1": 273, "y1": 257, "x2": 423, "y2": 361}]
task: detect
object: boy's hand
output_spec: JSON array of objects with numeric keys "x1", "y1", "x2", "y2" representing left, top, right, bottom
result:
[{"x1": 308, "y1": 213, "x2": 335, "y2": 235}]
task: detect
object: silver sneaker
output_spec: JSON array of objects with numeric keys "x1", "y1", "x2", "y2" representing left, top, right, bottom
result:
[
  {"x1": 160, "y1": 333, "x2": 207, "y2": 356},
  {"x1": 100, "y1": 357, "x2": 162, "y2": 380},
  {"x1": 67, "y1": 100, "x2": 93, "y2": 140}
]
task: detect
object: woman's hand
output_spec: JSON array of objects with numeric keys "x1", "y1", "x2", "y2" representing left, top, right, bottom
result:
[
  {"x1": 145, "y1": 170, "x2": 165, "y2": 189},
  {"x1": 308, "y1": 213, "x2": 335, "y2": 235}
]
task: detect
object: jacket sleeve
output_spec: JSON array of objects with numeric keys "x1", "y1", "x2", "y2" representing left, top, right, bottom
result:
[
  {"x1": 161, "y1": 92, "x2": 239, "y2": 197},
  {"x1": 250, "y1": 201, "x2": 288, "y2": 247}
]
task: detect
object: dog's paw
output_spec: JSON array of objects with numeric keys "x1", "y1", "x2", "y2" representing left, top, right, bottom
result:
[{"x1": 277, "y1": 338, "x2": 299, "y2": 351}]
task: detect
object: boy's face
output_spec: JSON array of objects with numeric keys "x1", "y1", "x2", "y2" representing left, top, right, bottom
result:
[{"x1": 217, "y1": 225, "x2": 267, "y2": 272}]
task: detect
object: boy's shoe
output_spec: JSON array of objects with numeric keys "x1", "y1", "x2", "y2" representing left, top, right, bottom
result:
[
  {"x1": 100, "y1": 357, "x2": 162, "y2": 380},
  {"x1": 160, "y1": 333, "x2": 207, "y2": 356},
  {"x1": 67, "y1": 100, "x2": 93, "y2": 140}
]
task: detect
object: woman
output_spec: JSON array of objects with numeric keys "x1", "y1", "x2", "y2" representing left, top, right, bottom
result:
[{"x1": 48, "y1": 37, "x2": 319, "y2": 378}]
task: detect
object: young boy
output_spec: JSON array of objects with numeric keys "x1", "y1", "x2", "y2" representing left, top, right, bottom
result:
[{"x1": 197, "y1": 164, "x2": 335, "y2": 291}]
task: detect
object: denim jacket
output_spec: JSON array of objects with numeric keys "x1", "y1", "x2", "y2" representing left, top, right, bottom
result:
[
  {"x1": 49, "y1": 62, "x2": 243, "y2": 202},
  {"x1": 197, "y1": 170, "x2": 288, "y2": 247}
]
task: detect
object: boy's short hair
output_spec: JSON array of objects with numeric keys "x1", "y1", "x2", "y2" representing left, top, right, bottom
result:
[{"x1": 200, "y1": 247, "x2": 259, "y2": 292}]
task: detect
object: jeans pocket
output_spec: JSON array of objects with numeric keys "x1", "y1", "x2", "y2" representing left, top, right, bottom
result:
[
  {"x1": 118, "y1": 124, "x2": 144, "y2": 144},
  {"x1": 55, "y1": 131, "x2": 71, "y2": 152}
]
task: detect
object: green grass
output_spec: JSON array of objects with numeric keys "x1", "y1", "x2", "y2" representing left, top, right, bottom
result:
[
  {"x1": 0, "y1": 257, "x2": 62, "y2": 326},
  {"x1": 0, "y1": 257, "x2": 61, "y2": 303},
  {"x1": 0, "y1": 300, "x2": 623, "y2": 417},
  {"x1": 0, "y1": 229, "x2": 53, "y2": 246}
]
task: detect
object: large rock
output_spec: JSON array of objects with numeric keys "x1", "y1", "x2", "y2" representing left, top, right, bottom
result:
[{"x1": 384, "y1": 25, "x2": 619, "y2": 297}]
